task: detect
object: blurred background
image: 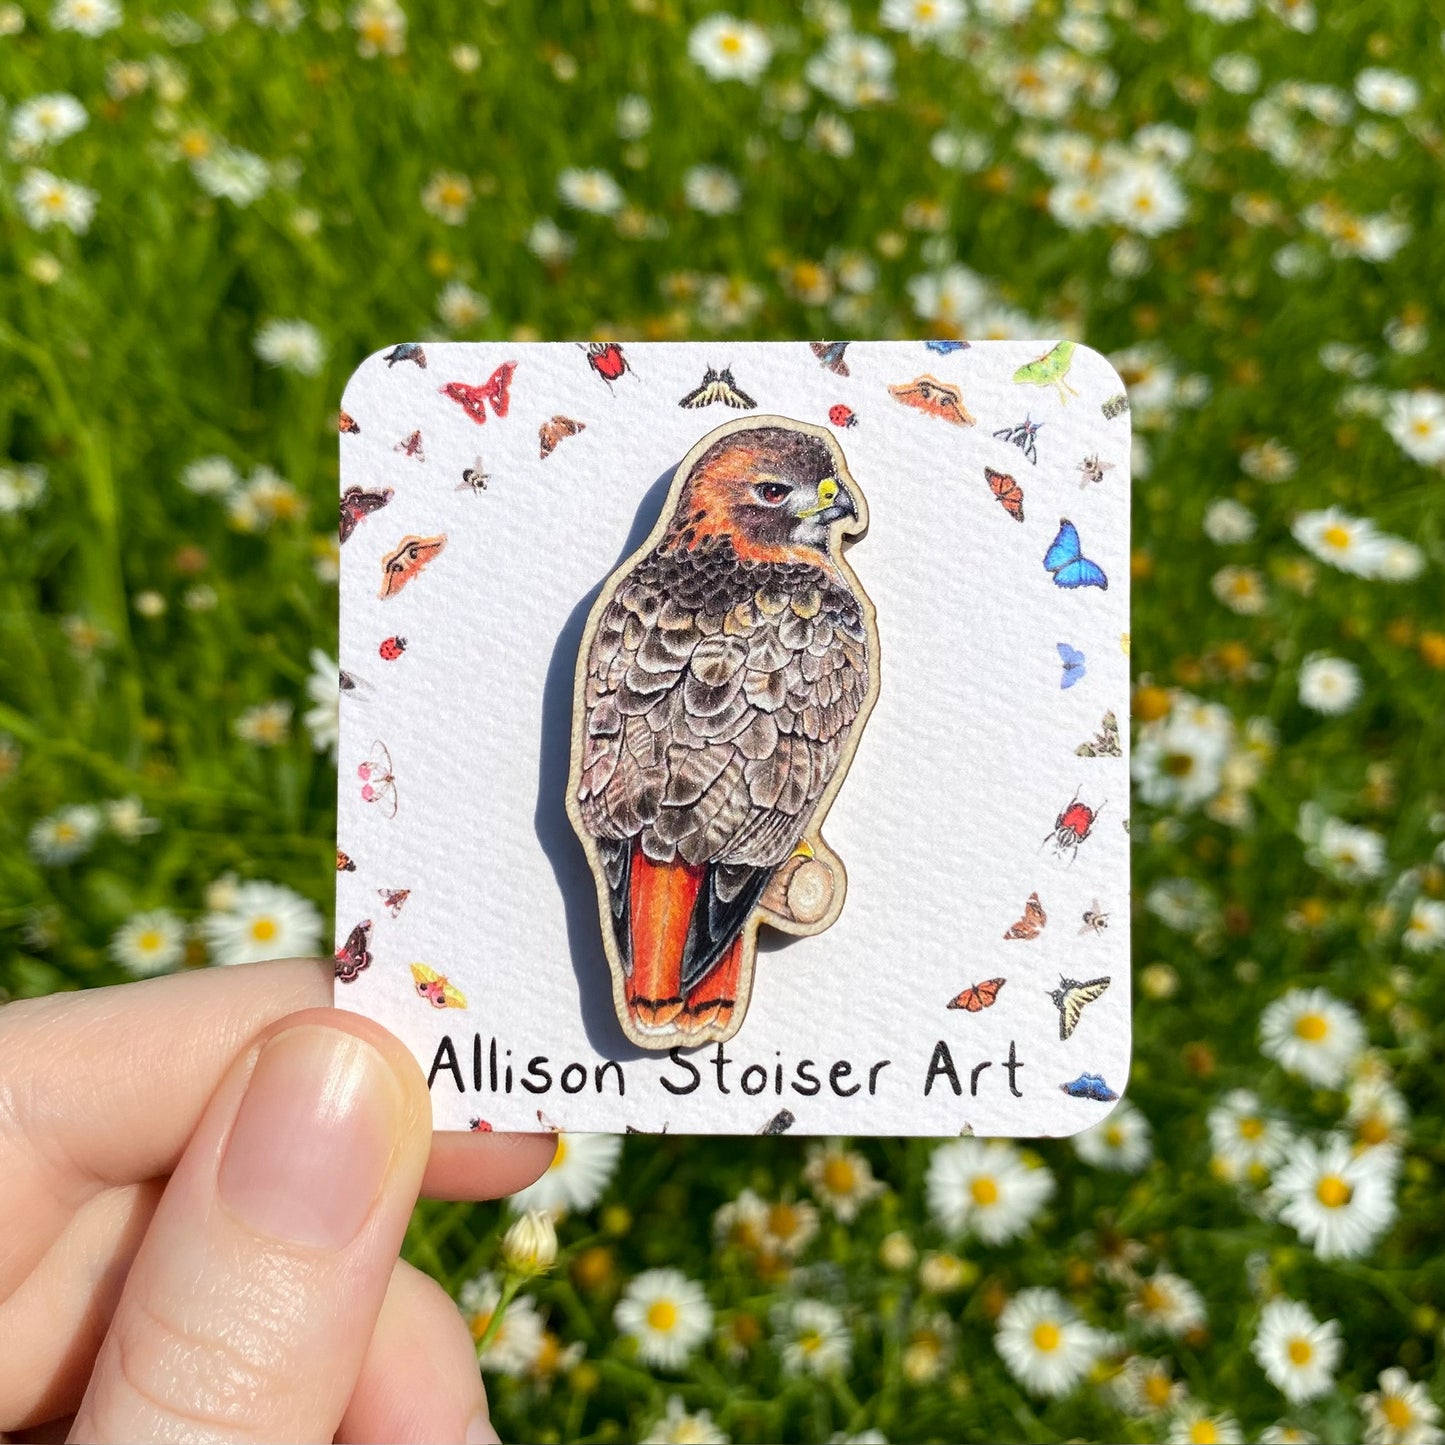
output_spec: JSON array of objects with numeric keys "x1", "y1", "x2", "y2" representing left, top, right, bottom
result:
[{"x1": 2, "y1": 1, "x2": 1442, "y2": 1441}]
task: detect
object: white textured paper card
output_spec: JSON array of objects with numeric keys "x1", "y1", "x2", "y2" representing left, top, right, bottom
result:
[{"x1": 334, "y1": 340, "x2": 1131, "y2": 1137}]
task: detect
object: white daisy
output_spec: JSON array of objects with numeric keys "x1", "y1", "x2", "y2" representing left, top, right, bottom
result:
[
  {"x1": 810, "y1": 112, "x2": 856, "y2": 157},
  {"x1": 110, "y1": 909, "x2": 187, "y2": 976},
  {"x1": 1251, "y1": 1298, "x2": 1342, "y2": 1403},
  {"x1": 1259, "y1": 987, "x2": 1364, "y2": 1086},
  {"x1": 557, "y1": 167, "x2": 625, "y2": 215},
  {"x1": 641, "y1": 1395, "x2": 728, "y2": 1445},
  {"x1": 1047, "y1": 179, "x2": 1107, "y2": 229},
  {"x1": 1073, "y1": 1100, "x2": 1153, "y2": 1173},
  {"x1": 1354, "y1": 68, "x2": 1419, "y2": 116},
  {"x1": 1346, "y1": 1070, "x2": 1410, "y2": 1154},
  {"x1": 1203, "y1": 498, "x2": 1257, "y2": 544},
  {"x1": 28, "y1": 804, "x2": 103, "y2": 864},
  {"x1": 1110, "y1": 342, "x2": 1178, "y2": 412},
  {"x1": 1292, "y1": 507, "x2": 1393, "y2": 576},
  {"x1": 1376, "y1": 537, "x2": 1425, "y2": 581},
  {"x1": 687, "y1": 14, "x2": 772, "y2": 84},
  {"x1": 301, "y1": 648, "x2": 340, "y2": 759},
  {"x1": 16, "y1": 168, "x2": 97, "y2": 234},
  {"x1": 804, "y1": 32, "x2": 896, "y2": 109},
  {"x1": 50, "y1": 0, "x2": 121, "y2": 33},
  {"x1": 457, "y1": 1272, "x2": 545, "y2": 1375},
  {"x1": 1132, "y1": 694, "x2": 1234, "y2": 809},
  {"x1": 350, "y1": 0, "x2": 405, "y2": 56},
  {"x1": 509, "y1": 1132, "x2": 622, "y2": 1216},
  {"x1": 905, "y1": 263, "x2": 990, "y2": 327},
  {"x1": 713, "y1": 1187, "x2": 770, "y2": 1252},
  {"x1": 1402, "y1": 897, "x2": 1445, "y2": 953},
  {"x1": 526, "y1": 218, "x2": 575, "y2": 263},
  {"x1": 804, "y1": 1141, "x2": 887, "y2": 1221},
  {"x1": 999, "y1": 49, "x2": 1081, "y2": 120},
  {"x1": 8, "y1": 93, "x2": 88, "y2": 155},
  {"x1": 1271, "y1": 1133, "x2": 1398, "y2": 1260},
  {"x1": 0, "y1": 463, "x2": 47, "y2": 514},
  {"x1": 760, "y1": 1196, "x2": 820, "y2": 1258},
  {"x1": 925, "y1": 1138, "x2": 1055, "y2": 1243},
  {"x1": 1100, "y1": 158, "x2": 1187, "y2": 236},
  {"x1": 234, "y1": 699, "x2": 292, "y2": 746},
  {"x1": 201, "y1": 879, "x2": 322, "y2": 964},
  {"x1": 1259, "y1": 1424, "x2": 1318, "y2": 1444},
  {"x1": 1211, "y1": 52, "x2": 1260, "y2": 93},
  {"x1": 880, "y1": 0, "x2": 966, "y2": 44},
  {"x1": 1384, "y1": 390, "x2": 1445, "y2": 466},
  {"x1": 1127, "y1": 1270, "x2": 1207, "y2": 1339},
  {"x1": 1207, "y1": 1089, "x2": 1292, "y2": 1178},
  {"x1": 1241, "y1": 437, "x2": 1297, "y2": 481},
  {"x1": 683, "y1": 165, "x2": 741, "y2": 216},
  {"x1": 227, "y1": 466, "x2": 303, "y2": 531},
  {"x1": 1167, "y1": 1405, "x2": 1245, "y2": 1444},
  {"x1": 192, "y1": 145, "x2": 270, "y2": 205},
  {"x1": 774, "y1": 1298, "x2": 852, "y2": 1377},
  {"x1": 1299, "y1": 808, "x2": 1389, "y2": 883},
  {"x1": 104, "y1": 795, "x2": 160, "y2": 840},
  {"x1": 420, "y1": 169, "x2": 473, "y2": 225},
  {"x1": 614, "y1": 1269, "x2": 713, "y2": 1370},
  {"x1": 994, "y1": 1288, "x2": 1103, "y2": 1397},
  {"x1": 180, "y1": 454, "x2": 241, "y2": 496},
  {"x1": 254, "y1": 318, "x2": 325, "y2": 376},
  {"x1": 1211, "y1": 565, "x2": 1269, "y2": 615},
  {"x1": 436, "y1": 280, "x2": 488, "y2": 331},
  {"x1": 1358, "y1": 1367, "x2": 1443, "y2": 1445},
  {"x1": 1298, "y1": 655, "x2": 1362, "y2": 715},
  {"x1": 1112, "y1": 1355, "x2": 1187, "y2": 1416},
  {"x1": 615, "y1": 94, "x2": 651, "y2": 139}
]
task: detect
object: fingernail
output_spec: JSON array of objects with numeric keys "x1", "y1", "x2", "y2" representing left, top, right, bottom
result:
[
  {"x1": 218, "y1": 1026, "x2": 404, "y2": 1248},
  {"x1": 465, "y1": 1411, "x2": 501, "y2": 1444}
]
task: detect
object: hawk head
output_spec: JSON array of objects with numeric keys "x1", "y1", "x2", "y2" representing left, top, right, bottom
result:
[{"x1": 664, "y1": 423, "x2": 859, "y2": 565}]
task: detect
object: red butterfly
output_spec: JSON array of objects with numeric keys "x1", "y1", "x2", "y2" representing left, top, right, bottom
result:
[
  {"x1": 1004, "y1": 892, "x2": 1046, "y2": 940},
  {"x1": 378, "y1": 887, "x2": 410, "y2": 917},
  {"x1": 947, "y1": 978, "x2": 1006, "y2": 1012},
  {"x1": 985, "y1": 466, "x2": 1025, "y2": 523},
  {"x1": 440, "y1": 362, "x2": 516, "y2": 425},
  {"x1": 334, "y1": 919, "x2": 373, "y2": 983},
  {"x1": 539, "y1": 415, "x2": 585, "y2": 459}
]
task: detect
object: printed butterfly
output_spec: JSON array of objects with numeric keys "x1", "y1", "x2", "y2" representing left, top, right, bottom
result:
[
  {"x1": 539, "y1": 415, "x2": 585, "y2": 459},
  {"x1": 1003, "y1": 893, "x2": 1046, "y2": 940},
  {"x1": 379, "y1": 533, "x2": 446, "y2": 599},
  {"x1": 679, "y1": 365, "x2": 757, "y2": 410},
  {"x1": 393, "y1": 429, "x2": 425, "y2": 462},
  {"x1": 1077, "y1": 453, "x2": 1115, "y2": 489},
  {"x1": 1044, "y1": 519, "x2": 1108, "y2": 591},
  {"x1": 1079, "y1": 900, "x2": 1109, "y2": 935},
  {"x1": 1058, "y1": 642, "x2": 1086, "y2": 689},
  {"x1": 410, "y1": 962, "x2": 467, "y2": 1010},
  {"x1": 925, "y1": 339, "x2": 969, "y2": 354},
  {"x1": 985, "y1": 466, "x2": 1025, "y2": 522},
  {"x1": 993, "y1": 414, "x2": 1044, "y2": 464},
  {"x1": 338, "y1": 410, "x2": 360, "y2": 434},
  {"x1": 1076, "y1": 710, "x2": 1122, "y2": 758},
  {"x1": 339, "y1": 485, "x2": 393, "y2": 544},
  {"x1": 457, "y1": 456, "x2": 490, "y2": 494},
  {"x1": 581, "y1": 341, "x2": 635, "y2": 391},
  {"x1": 337, "y1": 848, "x2": 357, "y2": 872},
  {"x1": 358, "y1": 740, "x2": 398, "y2": 818},
  {"x1": 947, "y1": 977, "x2": 1006, "y2": 1012},
  {"x1": 888, "y1": 374, "x2": 975, "y2": 426},
  {"x1": 1048, "y1": 975, "x2": 1111, "y2": 1040},
  {"x1": 383, "y1": 342, "x2": 427, "y2": 369},
  {"x1": 440, "y1": 362, "x2": 516, "y2": 425},
  {"x1": 1012, "y1": 341, "x2": 1078, "y2": 403},
  {"x1": 809, "y1": 340, "x2": 850, "y2": 376},
  {"x1": 334, "y1": 919, "x2": 373, "y2": 983},
  {"x1": 1060, "y1": 1072, "x2": 1119, "y2": 1102},
  {"x1": 378, "y1": 887, "x2": 410, "y2": 917}
]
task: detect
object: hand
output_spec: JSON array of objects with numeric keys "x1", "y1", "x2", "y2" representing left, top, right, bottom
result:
[{"x1": 0, "y1": 958, "x2": 556, "y2": 1443}]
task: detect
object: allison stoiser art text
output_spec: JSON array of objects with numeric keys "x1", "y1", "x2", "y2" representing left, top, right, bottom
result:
[{"x1": 426, "y1": 1035, "x2": 1028, "y2": 1102}]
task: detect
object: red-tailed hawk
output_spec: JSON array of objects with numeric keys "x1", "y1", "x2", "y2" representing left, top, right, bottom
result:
[{"x1": 568, "y1": 416, "x2": 879, "y2": 1049}]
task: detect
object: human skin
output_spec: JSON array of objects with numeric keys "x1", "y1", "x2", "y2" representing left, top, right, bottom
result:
[{"x1": 0, "y1": 957, "x2": 557, "y2": 1444}]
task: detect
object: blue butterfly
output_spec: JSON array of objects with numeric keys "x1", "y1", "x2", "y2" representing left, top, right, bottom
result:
[
  {"x1": 1060, "y1": 1072, "x2": 1119, "y2": 1102},
  {"x1": 925, "y1": 340, "x2": 969, "y2": 355},
  {"x1": 1044, "y1": 520, "x2": 1108, "y2": 591},
  {"x1": 1057, "y1": 642, "x2": 1086, "y2": 688}
]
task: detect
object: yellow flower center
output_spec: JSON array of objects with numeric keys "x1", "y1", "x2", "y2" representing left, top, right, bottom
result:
[
  {"x1": 1239, "y1": 1116, "x2": 1265, "y2": 1140},
  {"x1": 551, "y1": 1137, "x2": 568, "y2": 1168},
  {"x1": 1032, "y1": 1321, "x2": 1062, "y2": 1353},
  {"x1": 468, "y1": 1309, "x2": 492, "y2": 1343},
  {"x1": 1294, "y1": 1012, "x2": 1328, "y2": 1041},
  {"x1": 970, "y1": 1176, "x2": 1000, "y2": 1206},
  {"x1": 769, "y1": 1203, "x2": 800, "y2": 1238},
  {"x1": 439, "y1": 181, "x2": 467, "y2": 207},
  {"x1": 1322, "y1": 525, "x2": 1352, "y2": 550},
  {"x1": 1163, "y1": 751, "x2": 1196, "y2": 777},
  {"x1": 137, "y1": 929, "x2": 163, "y2": 952},
  {"x1": 799, "y1": 1329, "x2": 824, "y2": 1354},
  {"x1": 720, "y1": 31, "x2": 742, "y2": 54},
  {"x1": 1316, "y1": 1174, "x2": 1352, "y2": 1208},
  {"x1": 1288, "y1": 1337, "x2": 1313, "y2": 1366},
  {"x1": 646, "y1": 1299, "x2": 679, "y2": 1332},
  {"x1": 361, "y1": 16, "x2": 389, "y2": 41},
  {"x1": 1382, "y1": 1396, "x2": 1414, "y2": 1429},
  {"x1": 1139, "y1": 1281, "x2": 1167, "y2": 1312},
  {"x1": 1190, "y1": 1422, "x2": 1220, "y2": 1445},
  {"x1": 1412, "y1": 419, "x2": 1432, "y2": 437},
  {"x1": 823, "y1": 1157, "x2": 857, "y2": 1194},
  {"x1": 1104, "y1": 1125, "x2": 1125, "y2": 1148},
  {"x1": 54, "y1": 822, "x2": 78, "y2": 841},
  {"x1": 1358, "y1": 1115, "x2": 1389, "y2": 1146},
  {"x1": 250, "y1": 917, "x2": 278, "y2": 943},
  {"x1": 1144, "y1": 1373, "x2": 1173, "y2": 1407}
]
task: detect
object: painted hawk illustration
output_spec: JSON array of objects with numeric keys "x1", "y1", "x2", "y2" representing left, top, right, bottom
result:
[{"x1": 570, "y1": 416, "x2": 877, "y2": 1049}]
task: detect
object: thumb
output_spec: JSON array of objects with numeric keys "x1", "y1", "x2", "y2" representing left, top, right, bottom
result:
[{"x1": 71, "y1": 1009, "x2": 433, "y2": 1444}]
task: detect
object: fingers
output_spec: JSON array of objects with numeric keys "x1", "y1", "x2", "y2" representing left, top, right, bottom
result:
[
  {"x1": 336, "y1": 1260, "x2": 496, "y2": 1445},
  {"x1": 69, "y1": 1009, "x2": 432, "y2": 1445},
  {"x1": 422, "y1": 1131, "x2": 557, "y2": 1202}
]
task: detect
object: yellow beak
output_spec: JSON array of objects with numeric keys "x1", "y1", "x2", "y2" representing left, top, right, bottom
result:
[{"x1": 797, "y1": 477, "x2": 840, "y2": 519}]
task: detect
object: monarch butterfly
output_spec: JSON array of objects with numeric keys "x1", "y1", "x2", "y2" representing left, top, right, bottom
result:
[
  {"x1": 358, "y1": 741, "x2": 398, "y2": 818},
  {"x1": 410, "y1": 962, "x2": 467, "y2": 1010},
  {"x1": 1004, "y1": 893, "x2": 1046, "y2": 940},
  {"x1": 1048, "y1": 975, "x2": 1111, "y2": 1040},
  {"x1": 678, "y1": 365, "x2": 757, "y2": 410},
  {"x1": 440, "y1": 362, "x2": 516, "y2": 424},
  {"x1": 809, "y1": 340, "x2": 850, "y2": 376},
  {"x1": 379, "y1": 533, "x2": 446, "y2": 599},
  {"x1": 539, "y1": 415, "x2": 585, "y2": 459},
  {"x1": 888, "y1": 374, "x2": 975, "y2": 426},
  {"x1": 334, "y1": 920, "x2": 372, "y2": 983},
  {"x1": 339, "y1": 485, "x2": 392, "y2": 544},
  {"x1": 985, "y1": 466, "x2": 1025, "y2": 523},
  {"x1": 946, "y1": 977, "x2": 1006, "y2": 1012}
]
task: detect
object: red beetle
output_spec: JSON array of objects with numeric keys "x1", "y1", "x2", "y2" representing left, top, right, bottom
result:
[
  {"x1": 829, "y1": 404, "x2": 857, "y2": 429},
  {"x1": 379, "y1": 635, "x2": 407, "y2": 660},
  {"x1": 468, "y1": 1117, "x2": 493, "y2": 1132},
  {"x1": 581, "y1": 341, "x2": 635, "y2": 392},
  {"x1": 1046, "y1": 789, "x2": 1105, "y2": 861}
]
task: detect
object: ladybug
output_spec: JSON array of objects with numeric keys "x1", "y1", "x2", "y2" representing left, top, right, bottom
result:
[
  {"x1": 829, "y1": 404, "x2": 857, "y2": 429},
  {"x1": 379, "y1": 635, "x2": 407, "y2": 661},
  {"x1": 582, "y1": 341, "x2": 635, "y2": 392},
  {"x1": 468, "y1": 1117, "x2": 493, "y2": 1132},
  {"x1": 1046, "y1": 789, "x2": 1105, "y2": 861}
]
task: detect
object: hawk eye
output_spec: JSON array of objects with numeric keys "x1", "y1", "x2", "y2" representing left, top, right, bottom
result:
[{"x1": 756, "y1": 481, "x2": 790, "y2": 505}]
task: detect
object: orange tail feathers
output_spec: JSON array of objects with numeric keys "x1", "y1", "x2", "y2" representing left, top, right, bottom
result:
[
  {"x1": 626, "y1": 847, "x2": 704, "y2": 1034},
  {"x1": 679, "y1": 934, "x2": 743, "y2": 1036}
]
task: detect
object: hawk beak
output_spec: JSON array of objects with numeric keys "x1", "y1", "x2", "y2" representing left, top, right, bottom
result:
[{"x1": 804, "y1": 477, "x2": 857, "y2": 524}]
